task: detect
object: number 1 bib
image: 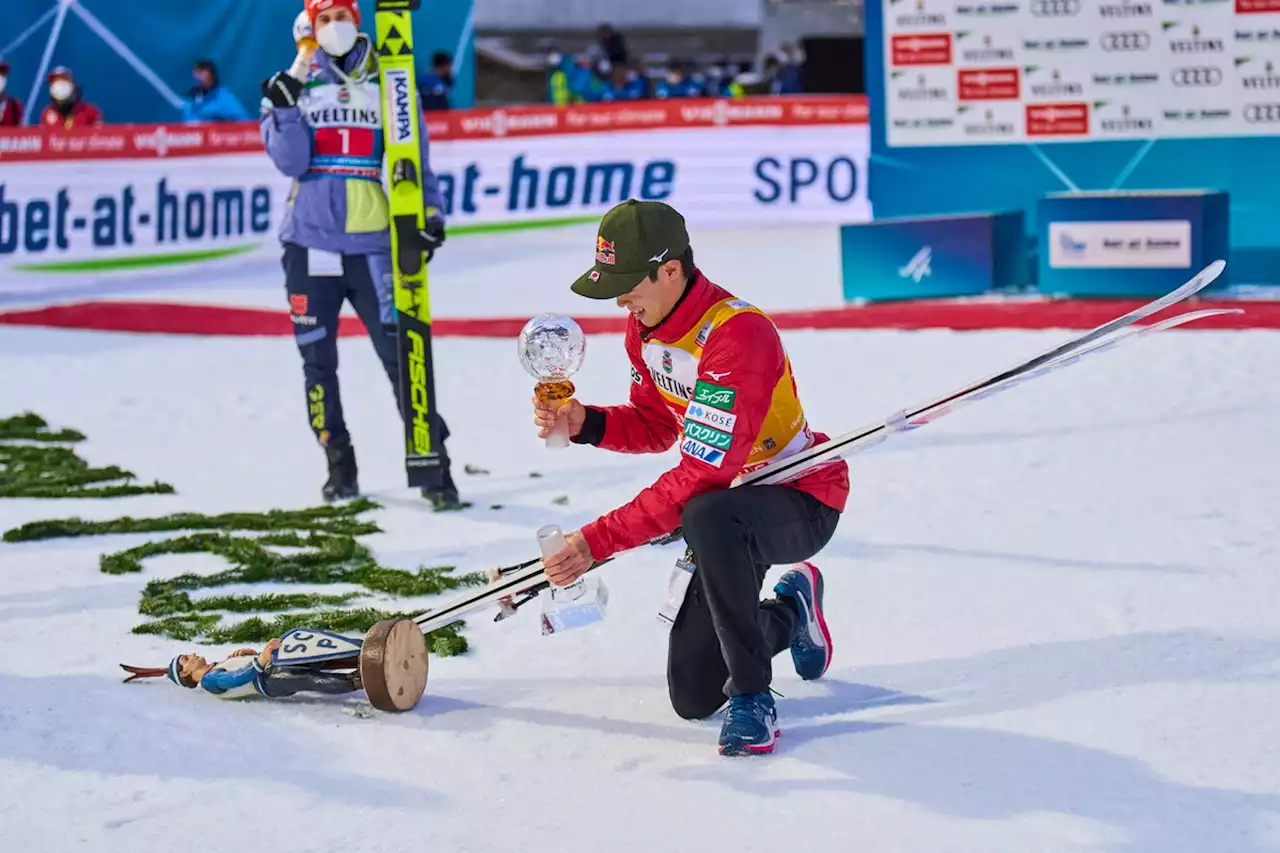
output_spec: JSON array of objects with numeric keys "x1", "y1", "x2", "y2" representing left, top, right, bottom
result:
[{"x1": 301, "y1": 80, "x2": 384, "y2": 183}]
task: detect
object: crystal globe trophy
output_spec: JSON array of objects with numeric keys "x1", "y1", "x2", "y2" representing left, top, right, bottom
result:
[{"x1": 517, "y1": 313, "x2": 586, "y2": 450}]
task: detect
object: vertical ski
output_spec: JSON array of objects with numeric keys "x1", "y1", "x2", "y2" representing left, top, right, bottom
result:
[{"x1": 375, "y1": 0, "x2": 445, "y2": 491}]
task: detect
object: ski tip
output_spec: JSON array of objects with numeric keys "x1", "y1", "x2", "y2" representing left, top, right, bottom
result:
[{"x1": 1199, "y1": 259, "x2": 1227, "y2": 286}]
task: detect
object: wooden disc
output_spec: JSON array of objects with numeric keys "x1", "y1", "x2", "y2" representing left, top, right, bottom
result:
[{"x1": 359, "y1": 619, "x2": 429, "y2": 712}]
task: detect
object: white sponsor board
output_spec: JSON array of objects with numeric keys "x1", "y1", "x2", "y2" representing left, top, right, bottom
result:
[
  {"x1": 883, "y1": 0, "x2": 1280, "y2": 146},
  {"x1": 1047, "y1": 219, "x2": 1193, "y2": 268}
]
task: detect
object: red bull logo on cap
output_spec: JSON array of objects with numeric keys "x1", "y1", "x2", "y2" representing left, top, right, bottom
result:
[{"x1": 595, "y1": 235, "x2": 616, "y2": 265}]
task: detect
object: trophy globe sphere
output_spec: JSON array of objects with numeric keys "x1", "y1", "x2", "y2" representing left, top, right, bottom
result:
[{"x1": 517, "y1": 313, "x2": 586, "y2": 381}]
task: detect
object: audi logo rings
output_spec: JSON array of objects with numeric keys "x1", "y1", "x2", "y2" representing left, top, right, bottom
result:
[
  {"x1": 1101, "y1": 31, "x2": 1151, "y2": 51},
  {"x1": 1032, "y1": 0, "x2": 1081, "y2": 15},
  {"x1": 1245, "y1": 103, "x2": 1280, "y2": 122},
  {"x1": 1172, "y1": 67, "x2": 1223, "y2": 87}
]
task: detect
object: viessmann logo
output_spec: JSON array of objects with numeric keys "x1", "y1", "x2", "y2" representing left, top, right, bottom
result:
[
  {"x1": 1026, "y1": 103, "x2": 1089, "y2": 134},
  {"x1": 891, "y1": 33, "x2": 954, "y2": 65},
  {"x1": 1172, "y1": 66, "x2": 1223, "y2": 85},
  {"x1": 957, "y1": 68, "x2": 1021, "y2": 99},
  {"x1": 1101, "y1": 31, "x2": 1151, "y2": 51},
  {"x1": 1031, "y1": 0, "x2": 1080, "y2": 14}
]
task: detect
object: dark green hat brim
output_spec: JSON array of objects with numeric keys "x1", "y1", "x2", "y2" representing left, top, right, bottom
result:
[{"x1": 570, "y1": 265, "x2": 648, "y2": 299}]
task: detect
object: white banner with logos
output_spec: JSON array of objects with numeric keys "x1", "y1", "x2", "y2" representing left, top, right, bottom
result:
[
  {"x1": 0, "y1": 125, "x2": 870, "y2": 299},
  {"x1": 884, "y1": 0, "x2": 1280, "y2": 146}
]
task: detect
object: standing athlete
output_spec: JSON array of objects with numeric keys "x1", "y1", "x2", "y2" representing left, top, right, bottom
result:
[
  {"x1": 260, "y1": 0, "x2": 460, "y2": 508},
  {"x1": 534, "y1": 200, "x2": 850, "y2": 756}
]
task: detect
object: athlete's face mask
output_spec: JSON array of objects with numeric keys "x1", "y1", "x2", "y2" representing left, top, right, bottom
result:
[
  {"x1": 316, "y1": 19, "x2": 358, "y2": 57},
  {"x1": 49, "y1": 80, "x2": 73, "y2": 101}
]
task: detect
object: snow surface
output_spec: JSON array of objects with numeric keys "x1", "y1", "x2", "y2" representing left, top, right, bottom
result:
[{"x1": 2, "y1": 229, "x2": 1280, "y2": 852}]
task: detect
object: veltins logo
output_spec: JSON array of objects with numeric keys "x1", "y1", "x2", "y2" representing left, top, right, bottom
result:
[
  {"x1": 384, "y1": 68, "x2": 414, "y2": 144},
  {"x1": 1100, "y1": 1, "x2": 1153, "y2": 16},
  {"x1": 1164, "y1": 22, "x2": 1226, "y2": 53},
  {"x1": 686, "y1": 401, "x2": 738, "y2": 432},
  {"x1": 1237, "y1": 58, "x2": 1280, "y2": 90},
  {"x1": 1027, "y1": 66, "x2": 1085, "y2": 97}
]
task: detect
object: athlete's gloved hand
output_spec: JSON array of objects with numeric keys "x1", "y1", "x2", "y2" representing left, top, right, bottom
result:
[
  {"x1": 415, "y1": 216, "x2": 446, "y2": 262},
  {"x1": 261, "y1": 72, "x2": 304, "y2": 108}
]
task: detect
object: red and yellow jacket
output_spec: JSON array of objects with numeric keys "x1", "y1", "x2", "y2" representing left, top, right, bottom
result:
[{"x1": 575, "y1": 270, "x2": 850, "y2": 561}]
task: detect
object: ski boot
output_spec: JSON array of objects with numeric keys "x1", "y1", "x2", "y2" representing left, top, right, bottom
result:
[
  {"x1": 322, "y1": 443, "x2": 359, "y2": 502},
  {"x1": 718, "y1": 691, "x2": 779, "y2": 756},
  {"x1": 420, "y1": 465, "x2": 466, "y2": 511},
  {"x1": 773, "y1": 561, "x2": 832, "y2": 680}
]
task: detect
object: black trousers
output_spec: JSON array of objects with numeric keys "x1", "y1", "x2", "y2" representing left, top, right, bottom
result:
[
  {"x1": 282, "y1": 243, "x2": 399, "y2": 448},
  {"x1": 281, "y1": 243, "x2": 450, "y2": 451},
  {"x1": 259, "y1": 665, "x2": 359, "y2": 698},
  {"x1": 668, "y1": 485, "x2": 841, "y2": 720}
]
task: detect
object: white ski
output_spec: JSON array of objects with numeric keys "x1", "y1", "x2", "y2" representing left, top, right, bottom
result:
[{"x1": 413, "y1": 264, "x2": 1233, "y2": 635}]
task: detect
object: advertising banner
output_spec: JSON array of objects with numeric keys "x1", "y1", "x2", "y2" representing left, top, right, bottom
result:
[
  {"x1": 0, "y1": 96, "x2": 871, "y2": 295},
  {"x1": 1036, "y1": 190, "x2": 1230, "y2": 296},
  {"x1": 867, "y1": 1, "x2": 1280, "y2": 288},
  {"x1": 840, "y1": 210, "x2": 1026, "y2": 302},
  {"x1": 883, "y1": 0, "x2": 1280, "y2": 147}
]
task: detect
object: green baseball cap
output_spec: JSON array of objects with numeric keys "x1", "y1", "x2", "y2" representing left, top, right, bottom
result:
[{"x1": 570, "y1": 199, "x2": 691, "y2": 299}]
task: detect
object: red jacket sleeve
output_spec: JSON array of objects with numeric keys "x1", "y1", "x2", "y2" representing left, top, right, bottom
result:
[
  {"x1": 581, "y1": 312, "x2": 785, "y2": 560},
  {"x1": 575, "y1": 322, "x2": 681, "y2": 455}
]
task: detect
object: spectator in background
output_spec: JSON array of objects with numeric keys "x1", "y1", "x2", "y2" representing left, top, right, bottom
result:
[
  {"x1": 653, "y1": 59, "x2": 703, "y2": 99},
  {"x1": 702, "y1": 56, "x2": 744, "y2": 98},
  {"x1": 418, "y1": 50, "x2": 453, "y2": 111},
  {"x1": 181, "y1": 60, "x2": 248, "y2": 122},
  {"x1": 41, "y1": 67, "x2": 103, "y2": 128},
  {"x1": 596, "y1": 24, "x2": 628, "y2": 65},
  {"x1": 546, "y1": 50, "x2": 574, "y2": 105},
  {"x1": 0, "y1": 60, "x2": 23, "y2": 126},
  {"x1": 773, "y1": 43, "x2": 804, "y2": 94},
  {"x1": 600, "y1": 61, "x2": 646, "y2": 101}
]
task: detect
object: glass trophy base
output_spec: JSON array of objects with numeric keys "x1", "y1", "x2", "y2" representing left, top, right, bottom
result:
[{"x1": 540, "y1": 576, "x2": 609, "y2": 635}]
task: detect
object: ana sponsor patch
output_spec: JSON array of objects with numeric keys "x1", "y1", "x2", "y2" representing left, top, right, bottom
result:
[
  {"x1": 693, "y1": 380, "x2": 735, "y2": 411},
  {"x1": 681, "y1": 436, "x2": 725, "y2": 467}
]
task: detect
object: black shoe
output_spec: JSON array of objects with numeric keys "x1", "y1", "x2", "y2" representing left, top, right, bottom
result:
[
  {"x1": 322, "y1": 444, "x2": 359, "y2": 502},
  {"x1": 420, "y1": 466, "x2": 467, "y2": 511}
]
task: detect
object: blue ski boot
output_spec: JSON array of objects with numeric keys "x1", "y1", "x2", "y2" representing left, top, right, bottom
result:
[
  {"x1": 774, "y1": 561, "x2": 832, "y2": 681},
  {"x1": 718, "y1": 691, "x2": 779, "y2": 756}
]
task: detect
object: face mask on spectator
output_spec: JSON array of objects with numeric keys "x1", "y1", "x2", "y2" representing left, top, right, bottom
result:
[
  {"x1": 50, "y1": 80, "x2": 73, "y2": 101},
  {"x1": 0, "y1": 76, "x2": 7, "y2": 96},
  {"x1": 317, "y1": 20, "x2": 358, "y2": 57}
]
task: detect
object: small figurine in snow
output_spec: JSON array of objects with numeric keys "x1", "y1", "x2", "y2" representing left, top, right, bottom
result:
[
  {"x1": 119, "y1": 620, "x2": 429, "y2": 712},
  {"x1": 121, "y1": 637, "x2": 361, "y2": 700}
]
